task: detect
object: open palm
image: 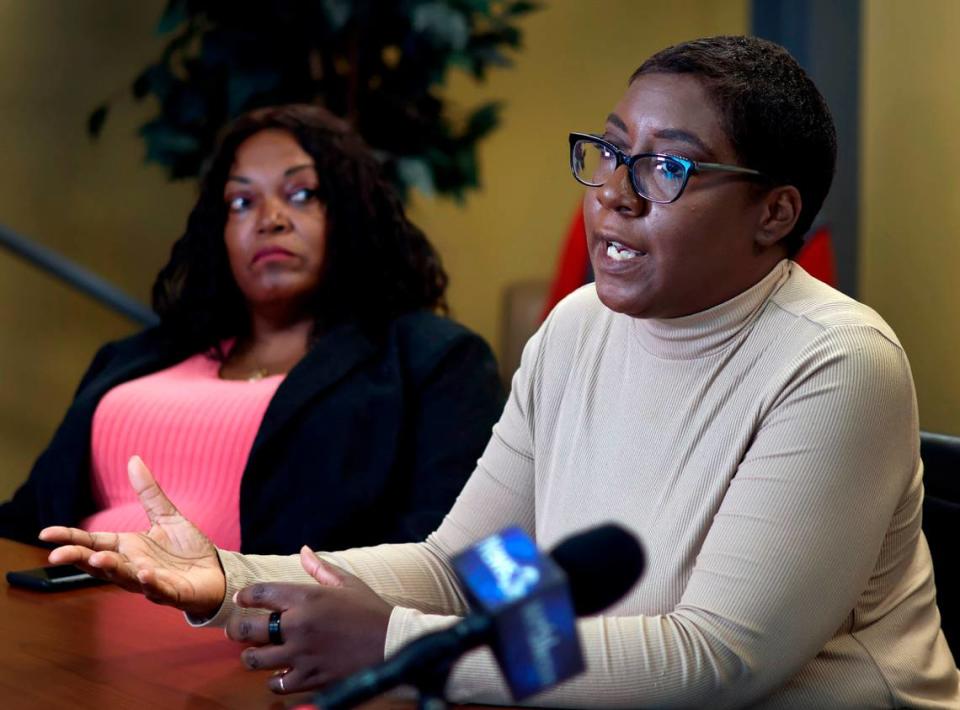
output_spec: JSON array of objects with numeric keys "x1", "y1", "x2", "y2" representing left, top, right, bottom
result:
[{"x1": 40, "y1": 456, "x2": 226, "y2": 617}]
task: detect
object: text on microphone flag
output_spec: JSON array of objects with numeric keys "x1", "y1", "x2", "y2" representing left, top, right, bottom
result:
[{"x1": 452, "y1": 527, "x2": 585, "y2": 700}]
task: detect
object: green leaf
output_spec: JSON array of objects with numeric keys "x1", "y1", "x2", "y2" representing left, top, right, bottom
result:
[
  {"x1": 131, "y1": 64, "x2": 175, "y2": 101},
  {"x1": 132, "y1": 69, "x2": 151, "y2": 99},
  {"x1": 396, "y1": 157, "x2": 437, "y2": 197},
  {"x1": 507, "y1": 1, "x2": 540, "y2": 16},
  {"x1": 227, "y1": 69, "x2": 282, "y2": 115},
  {"x1": 320, "y1": 0, "x2": 353, "y2": 31},
  {"x1": 454, "y1": 146, "x2": 478, "y2": 185},
  {"x1": 462, "y1": 44, "x2": 512, "y2": 72},
  {"x1": 156, "y1": 0, "x2": 188, "y2": 35},
  {"x1": 497, "y1": 25, "x2": 522, "y2": 48},
  {"x1": 87, "y1": 104, "x2": 109, "y2": 139},
  {"x1": 465, "y1": 101, "x2": 501, "y2": 139},
  {"x1": 139, "y1": 120, "x2": 201, "y2": 161},
  {"x1": 413, "y1": 2, "x2": 470, "y2": 51},
  {"x1": 455, "y1": 0, "x2": 491, "y2": 12}
]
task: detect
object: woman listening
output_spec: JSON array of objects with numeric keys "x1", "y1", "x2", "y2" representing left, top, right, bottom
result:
[{"x1": 1, "y1": 104, "x2": 504, "y2": 554}]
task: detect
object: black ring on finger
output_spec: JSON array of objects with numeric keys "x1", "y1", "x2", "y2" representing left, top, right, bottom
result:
[{"x1": 267, "y1": 611, "x2": 284, "y2": 645}]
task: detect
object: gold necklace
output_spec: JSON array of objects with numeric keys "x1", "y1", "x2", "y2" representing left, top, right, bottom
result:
[{"x1": 246, "y1": 366, "x2": 270, "y2": 382}]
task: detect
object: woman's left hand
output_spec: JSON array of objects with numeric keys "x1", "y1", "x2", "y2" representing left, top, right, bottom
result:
[{"x1": 225, "y1": 546, "x2": 392, "y2": 694}]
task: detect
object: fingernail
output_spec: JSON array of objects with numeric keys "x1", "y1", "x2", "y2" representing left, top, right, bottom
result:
[{"x1": 232, "y1": 591, "x2": 238, "y2": 604}]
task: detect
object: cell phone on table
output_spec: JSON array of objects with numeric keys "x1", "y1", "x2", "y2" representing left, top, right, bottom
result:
[{"x1": 6, "y1": 564, "x2": 108, "y2": 591}]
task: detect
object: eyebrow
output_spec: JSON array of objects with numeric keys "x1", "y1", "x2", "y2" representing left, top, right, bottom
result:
[
  {"x1": 604, "y1": 113, "x2": 715, "y2": 158},
  {"x1": 606, "y1": 113, "x2": 629, "y2": 134},
  {"x1": 652, "y1": 128, "x2": 712, "y2": 156},
  {"x1": 226, "y1": 163, "x2": 316, "y2": 184}
]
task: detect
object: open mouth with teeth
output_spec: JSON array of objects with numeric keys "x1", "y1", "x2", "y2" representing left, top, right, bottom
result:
[{"x1": 606, "y1": 240, "x2": 646, "y2": 262}]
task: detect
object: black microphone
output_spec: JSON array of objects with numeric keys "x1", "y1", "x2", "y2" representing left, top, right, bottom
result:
[
  {"x1": 314, "y1": 523, "x2": 645, "y2": 710},
  {"x1": 550, "y1": 523, "x2": 646, "y2": 616}
]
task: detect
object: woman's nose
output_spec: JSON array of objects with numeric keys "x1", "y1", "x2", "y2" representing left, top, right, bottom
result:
[
  {"x1": 257, "y1": 199, "x2": 292, "y2": 234},
  {"x1": 595, "y1": 164, "x2": 646, "y2": 217}
]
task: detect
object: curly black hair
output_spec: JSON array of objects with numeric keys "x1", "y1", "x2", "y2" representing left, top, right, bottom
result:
[
  {"x1": 632, "y1": 36, "x2": 837, "y2": 256},
  {"x1": 152, "y1": 104, "x2": 448, "y2": 358}
]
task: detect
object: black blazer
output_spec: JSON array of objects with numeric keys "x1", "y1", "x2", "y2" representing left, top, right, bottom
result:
[{"x1": 0, "y1": 311, "x2": 504, "y2": 554}]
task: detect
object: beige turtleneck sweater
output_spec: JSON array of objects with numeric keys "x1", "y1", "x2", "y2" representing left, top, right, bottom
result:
[{"x1": 209, "y1": 261, "x2": 959, "y2": 708}]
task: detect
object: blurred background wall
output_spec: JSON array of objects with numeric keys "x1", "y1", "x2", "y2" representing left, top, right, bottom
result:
[
  {"x1": 0, "y1": 0, "x2": 957, "y2": 501},
  {"x1": 860, "y1": 0, "x2": 960, "y2": 442},
  {"x1": 0, "y1": 0, "x2": 194, "y2": 499}
]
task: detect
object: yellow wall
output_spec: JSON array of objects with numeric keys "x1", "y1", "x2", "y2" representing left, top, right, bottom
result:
[
  {"x1": 861, "y1": 1, "x2": 960, "y2": 435},
  {"x1": 0, "y1": 0, "x2": 748, "y2": 500},
  {"x1": 0, "y1": 0, "x2": 194, "y2": 499}
]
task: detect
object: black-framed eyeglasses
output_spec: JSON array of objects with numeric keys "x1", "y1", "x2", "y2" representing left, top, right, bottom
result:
[{"x1": 569, "y1": 132, "x2": 768, "y2": 204}]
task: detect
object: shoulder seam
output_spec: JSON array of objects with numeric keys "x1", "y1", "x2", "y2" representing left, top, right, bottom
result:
[{"x1": 767, "y1": 301, "x2": 904, "y2": 353}]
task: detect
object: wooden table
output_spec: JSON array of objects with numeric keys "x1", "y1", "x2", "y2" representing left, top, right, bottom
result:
[{"x1": 0, "y1": 539, "x2": 492, "y2": 710}]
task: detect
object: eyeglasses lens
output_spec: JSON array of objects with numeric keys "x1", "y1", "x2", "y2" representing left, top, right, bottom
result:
[
  {"x1": 573, "y1": 140, "x2": 615, "y2": 187},
  {"x1": 633, "y1": 156, "x2": 687, "y2": 203}
]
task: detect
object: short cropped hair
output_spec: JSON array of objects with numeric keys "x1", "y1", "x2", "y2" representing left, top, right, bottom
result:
[{"x1": 632, "y1": 36, "x2": 837, "y2": 255}]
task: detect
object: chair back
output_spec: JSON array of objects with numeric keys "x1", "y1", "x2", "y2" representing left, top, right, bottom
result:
[
  {"x1": 499, "y1": 279, "x2": 548, "y2": 385},
  {"x1": 920, "y1": 431, "x2": 960, "y2": 656}
]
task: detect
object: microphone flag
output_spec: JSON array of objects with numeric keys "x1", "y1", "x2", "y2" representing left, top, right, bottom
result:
[{"x1": 451, "y1": 526, "x2": 584, "y2": 699}]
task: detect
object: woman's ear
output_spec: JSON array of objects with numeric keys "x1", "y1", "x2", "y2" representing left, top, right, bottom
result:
[{"x1": 755, "y1": 185, "x2": 802, "y2": 247}]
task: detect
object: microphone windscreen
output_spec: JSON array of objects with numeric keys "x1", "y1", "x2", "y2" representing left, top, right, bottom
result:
[{"x1": 549, "y1": 523, "x2": 645, "y2": 616}]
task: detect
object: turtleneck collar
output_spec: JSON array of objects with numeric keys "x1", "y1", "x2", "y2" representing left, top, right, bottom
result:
[{"x1": 630, "y1": 259, "x2": 791, "y2": 360}]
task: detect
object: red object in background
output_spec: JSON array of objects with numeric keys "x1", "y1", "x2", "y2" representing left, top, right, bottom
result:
[
  {"x1": 541, "y1": 207, "x2": 839, "y2": 320},
  {"x1": 793, "y1": 224, "x2": 837, "y2": 287}
]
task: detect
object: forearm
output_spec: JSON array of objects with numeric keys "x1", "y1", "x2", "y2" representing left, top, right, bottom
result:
[
  {"x1": 190, "y1": 538, "x2": 470, "y2": 628},
  {"x1": 383, "y1": 610, "x2": 753, "y2": 709},
  {"x1": 323, "y1": 541, "x2": 469, "y2": 615}
]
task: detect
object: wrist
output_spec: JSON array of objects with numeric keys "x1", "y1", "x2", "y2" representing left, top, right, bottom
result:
[
  {"x1": 185, "y1": 555, "x2": 227, "y2": 618},
  {"x1": 185, "y1": 584, "x2": 225, "y2": 621}
]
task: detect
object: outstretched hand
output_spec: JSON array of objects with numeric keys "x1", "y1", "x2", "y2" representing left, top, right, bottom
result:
[
  {"x1": 39, "y1": 456, "x2": 226, "y2": 617},
  {"x1": 225, "y1": 546, "x2": 392, "y2": 694}
]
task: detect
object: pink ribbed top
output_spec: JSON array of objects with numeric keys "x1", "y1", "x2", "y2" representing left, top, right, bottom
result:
[{"x1": 80, "y1": 352, "x2": 283, "y2": 551}]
